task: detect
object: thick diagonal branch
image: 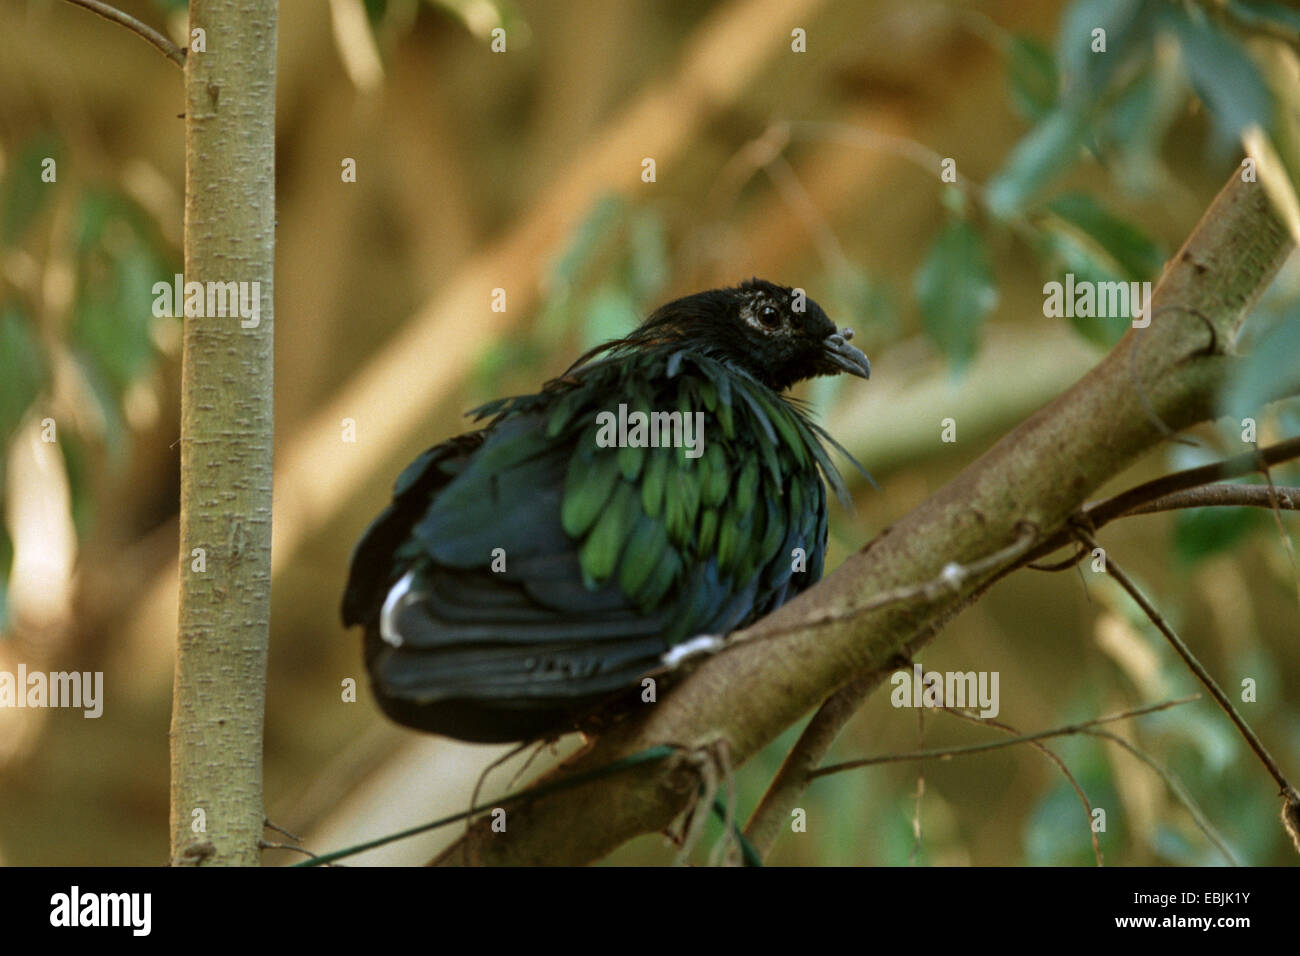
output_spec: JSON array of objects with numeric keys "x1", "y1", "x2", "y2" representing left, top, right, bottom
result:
[{"x1": 433, "y1": 171, "x2": 1294, "y2": 866}]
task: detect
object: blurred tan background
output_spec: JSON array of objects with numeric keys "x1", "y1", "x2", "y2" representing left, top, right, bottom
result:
[{"x1": 1, "y1": 0, "x2": 1297, "y2": 865}]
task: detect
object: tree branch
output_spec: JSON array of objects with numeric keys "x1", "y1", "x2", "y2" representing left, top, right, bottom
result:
[
  {"x1": 1075, "y1": 529, "x2": 1295, "y2": 801},
  {"x1": 747, "y1": 474, "x2": 1300, "y2": 851},
  {"x1": 1124, "y1": 483, "x2": 1300, "y2": 515},
  {"x1": 60, "y1": 0, "x2": 187, "y2": 68},
  {"x1": 432, "y1": 171, "x2": 1294, "y2": 866},
  {"x1": 170, "y1": 0, "x2": 277, "y2": 866},
  {"x1": 1025, "y1": 437, "x2": 1300, "y2": 565},
  {"x1": 807, "y1": 697, "x2": 1198, "y2": 777},
  {"x1": 743, "y1": 668, "x2": 878, "y2": 857}
]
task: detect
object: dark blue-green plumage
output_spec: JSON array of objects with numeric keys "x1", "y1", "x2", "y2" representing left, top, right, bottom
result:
[{"x1": 341, "y1": 279, "x2": 869, "y2": 742}]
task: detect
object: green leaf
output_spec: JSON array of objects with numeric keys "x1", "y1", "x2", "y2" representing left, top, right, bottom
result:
[
  {"x1": 1276, "y1": 395, "x2": 1300, "y2": 441},
  {"x1": 1035, "y1": 221, "x2": 1137, "y2": 349},
  {"x1": 1, "y1": 134, "x2": 60, "y2": 245},
  {"x1": 1026, "y1": 776, "x2": 1101, "y2": 865},
  {"x1": 581, "y1": 285, "x2": 638, "y2": 350},
  {"x1": 547, "y1": 193, "x2": 623, "y2": 291},
  {"x1": 1056, "y1": 0, "x2": 1152, "y2": 105},
  {"x1": 627, "y1": 210, "x2": 669, "y2": 301},
  {"x1": 825, "y1": 264, "x2": 896, "y2": 338},
  {"x1": 1045, "y1": 193, "x2": 1165, "y2": 279},
  {"x1": 73, "y1": 189, "x2": 113, "y2": 255},
  {"x1": 986, "y1": 107, "x2": 1090, "y2": 219},
  {"x1": 1098, "y1": 60, "x2": 1187, "y2": 194},
  {"x1": 60, "y1": 430, "x2": 93, "y2": 536},
  {"x1": 72, "y1": 250, "x2": 161, "y2": 393},
  {"x1": 1168, "y1": 8, "x2": 1273, "y2": 138},
  {"x1": 1007, "y1": 34, "x2": 1059, "y2": 122},
  {"x1": 1247, "y1": 37, "x2": 1300, "y2": 245},
  {"x1": 472, "y1": 338, "x2": 544, "y2": 402},
  {"x1": 70, "y1": 191, "x2": 174, "y2": 398},
  {"x1": 70, "y1": 353, "x2": 127, "y2": 460},
  {"x1": 1221, "y1": 311, "x2": 1300, "y2": 418},
  {"x1": 914, "y1": 219, "x2": 998, "y2": 369},
  {"x1": 0, "y1": 307, "x2": 47, "y2": 445},
  {"x1": 1226, "y1": 1, "x2": 1300, "y2": 37},
  {"x1": 363, "y1": 0, "x2": 389, "y2": 28},
  {"x1": 1173, "y1": 506, "x2": 1260, "y2": 565}
]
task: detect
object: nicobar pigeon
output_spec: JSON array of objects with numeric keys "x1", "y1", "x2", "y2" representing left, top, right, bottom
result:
[{"x1": 341, "y1": 279, "x2": 870, "y2": 743}]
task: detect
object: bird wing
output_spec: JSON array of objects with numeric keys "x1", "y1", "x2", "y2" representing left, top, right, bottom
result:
[{"x1": 342, "y1": 351, "x2": 833, "y2": 740}]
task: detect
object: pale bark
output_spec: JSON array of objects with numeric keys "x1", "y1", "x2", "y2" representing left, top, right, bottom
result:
[{"x1": 170, "y1": 0, "x2": 277, "y2": 866}]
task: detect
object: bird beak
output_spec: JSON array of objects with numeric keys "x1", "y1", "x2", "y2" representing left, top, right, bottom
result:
[{"x1": 821, "y1": 327, "x2": 871, "y2": 379}]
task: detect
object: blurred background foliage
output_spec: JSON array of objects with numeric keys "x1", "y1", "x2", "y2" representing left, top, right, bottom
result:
[{"x1": 0, "y1": 0, "x2": 1297, "y2": 865}]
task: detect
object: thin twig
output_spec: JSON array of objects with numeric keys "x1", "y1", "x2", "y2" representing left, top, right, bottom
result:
[
  {"x1": 743, "y1": 668, "x2": 882, "y2": 856},
  {"x1": 706, "y1": 741, "x2": 738, "y2": 867},
  {"x1": 262, "y1": 817, "x2": 303, "y2": 843},
  {"x1": 298, "y1": 745, "x2": 680, "y2": 867},
  {"x1": 258, "y1": 840, "x2": 319, "y2": 859},
  {"x1": 1075, "y1": 529, "x2": 1294, "y2": 800},
  {"x1": 711, "y1": 795, "x2": 762, "y2": 866},
  {"x1": 1030, "y1": 482, "x2": 1300, "y2": 570},
  {"x1": 910, "y1": 707, "x2": 925, "y2": 865},
  {"x1": 743, "y1": 529, "x2": 1041, "y2": 856},
  {"x1": 808, "y1": 696, "x2": 1198, "y2": 780},
  {"x1": 1123, "y1": 483, "x2": 1300, "y2": 515},
  {"x1": 1081, "y1": 437, "x2": 1300, "y2": 531},
  {"x1": 60, "y1": 0, "x2": 187, "y2": 68},
  {"x1": 673, "y1": 749, "x2": 720, "y2": 867},
  {"x1": 735, "y1": 525, "x2": 1039, "y2": 648},
  {"x1": 1083, "y1": 729, "x2": 1238, "y2": 866},
  {"x1": 764, "y1": 153, "x2": 853, "y2": 275},
  {"x1": 783, "y1": 120, "x2": 984, "y2": 204},
  {"x1": 1252, "y1": 447, "x2": 1300, "y2": 610},
  {"x1": 944, "y1": 707, "x2": 1102, "y2": 866},
  {"x1": 465, "y1": 740, "x2": 531, "y2": 867},
  {"x1": 1023, "y1": 436, "x2": 1300, "y2": 569}
]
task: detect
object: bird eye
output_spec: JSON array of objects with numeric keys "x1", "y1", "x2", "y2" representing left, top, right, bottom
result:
[{"x1": 758, "y1": 304, "x2": 781, "y2": 328}]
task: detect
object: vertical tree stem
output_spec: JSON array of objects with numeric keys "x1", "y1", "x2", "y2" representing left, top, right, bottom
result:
[{"x1": 170, "y1": 0, "x2": 277, "y2": 866}]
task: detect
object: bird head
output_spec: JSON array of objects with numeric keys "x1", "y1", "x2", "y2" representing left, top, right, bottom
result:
[{"x1": 630, "y1": 279, "x2": 870, "y2": 392}]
